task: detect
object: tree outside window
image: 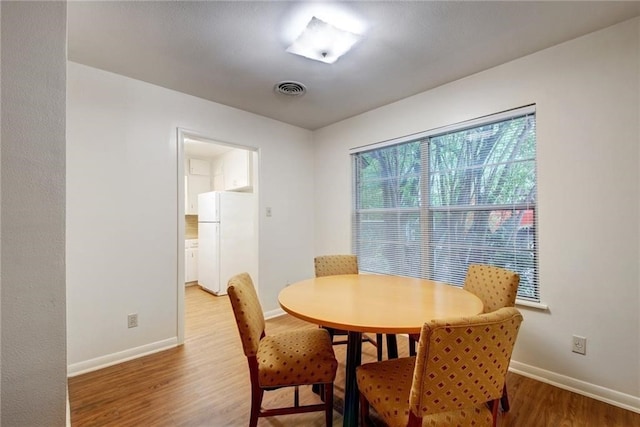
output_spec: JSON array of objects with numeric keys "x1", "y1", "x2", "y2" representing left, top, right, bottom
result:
[{"x1": 353, "y1": 107, "x2": 538, "y2": 301}]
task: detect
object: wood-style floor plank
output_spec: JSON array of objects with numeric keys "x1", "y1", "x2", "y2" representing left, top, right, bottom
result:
[{"x1": 68, "y1": 286, "x2": 640, "y2": 426}]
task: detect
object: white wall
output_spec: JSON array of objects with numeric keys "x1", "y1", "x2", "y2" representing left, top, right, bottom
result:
[
  {"x1": 67, "y1": 62, "x2": 315, "y2": 373},
  {"x1": 313, "y1": 18, "x2": 640, "y2": 410},
  {"x1": 1, "y1": 2, "x2": 67, "y2": 424}
]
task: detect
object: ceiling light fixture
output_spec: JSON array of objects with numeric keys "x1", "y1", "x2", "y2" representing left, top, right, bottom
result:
[{"x1": 286, "y1": 16, "x2": 362, "y2": 64}]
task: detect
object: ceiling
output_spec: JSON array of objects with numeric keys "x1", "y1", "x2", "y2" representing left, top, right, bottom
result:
[{"x1": 67, "y1": 1, "x2": 640, "y2": 131}]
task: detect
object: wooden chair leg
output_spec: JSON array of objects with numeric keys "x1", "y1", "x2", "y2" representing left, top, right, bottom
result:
[
  {"x1": 317, "y1": 383, "x2": 325, "y2": 402},
  {"x1": 324, "y1": 382, "x2": 334, "y2": 427},
  {"x1": 501, "y1": 383, "x2": 510, "y2": 412},
  {"x1": 375, "y1": 333, "x2": 383, "y2": 361},
  {"x1": 249, "y1": 385, "x2": 263, "y2": 427},
  {"x1": 407, "y1": 411, "x2": 422, "y2": 427},
  {"x1": 491, "y1": 399, "x2": 500, "y2": 427},
  {"x1": 359, "y1": 392, "x2": 370, "y2": 427}
]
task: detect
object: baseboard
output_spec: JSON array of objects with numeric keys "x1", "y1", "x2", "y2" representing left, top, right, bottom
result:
[
  {"x1": 264, "y1": 307, "x2": 286, "y2": 320},
  {"x1": 510, "y1": 360, "x2": 640, "y2": 414},
  {"x1": 67, "y1": 337, "x2": 178, "y2": 377}
]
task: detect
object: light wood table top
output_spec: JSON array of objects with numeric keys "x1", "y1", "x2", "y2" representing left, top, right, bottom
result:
[{"x1": 278, "y1": 274, "x2": 484, "y2": 334}]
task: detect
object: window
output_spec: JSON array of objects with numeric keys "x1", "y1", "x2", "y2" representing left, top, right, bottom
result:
[{"x1": 352, "y1": 106, "x2": 538, "y2": 302}]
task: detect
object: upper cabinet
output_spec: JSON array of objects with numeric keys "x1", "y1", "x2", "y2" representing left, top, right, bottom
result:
[
  {"x1": 185, "y1": 158, "x2": 212, "y2": 214},
  {"x1": 185, "y1": 175, "x2": 211, "y2": 214},
  {"x1": 223, "y1": 150, "x2": 252, "y2": 191},
  {"x1": 189, "y1": 158, "x2": 210, "y2": 176},
  {"x1": 184, "y1": 149, "x2": 253, "y2": 215}
]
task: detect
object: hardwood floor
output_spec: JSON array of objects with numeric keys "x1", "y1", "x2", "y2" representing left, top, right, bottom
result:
[{"x1": 68, "y1": 286, "x2": 640, "y2": 426}]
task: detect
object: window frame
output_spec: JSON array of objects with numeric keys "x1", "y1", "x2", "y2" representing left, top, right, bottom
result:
[{"x1": 351, "y1": 105, "x2": 540, "y2": 303}]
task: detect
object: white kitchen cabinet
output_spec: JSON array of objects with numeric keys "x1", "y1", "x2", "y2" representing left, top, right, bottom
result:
[
  {"x1": 211, "y1": 157, "x2": 225, "y2": 191},
  {"x1": 185, "y1": 174, "x2": 211, "y2": 214},
  {"x1": 185, "y1": 248, "x2": 198, "y2": 283},
  {"x1": 185, "y1": 240, "x2": 198, "y2": 284},
  {"x1": 223, "y1": 150, "x2": 252, "y2": 191},
  {"x1": 189, "y1": 158, "x2": 210, "y2": 176}
]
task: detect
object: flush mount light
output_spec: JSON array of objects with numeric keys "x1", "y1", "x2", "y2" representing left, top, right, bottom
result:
[{"x1": 286, "y1": 16, "x2": 362, "y2": 64}]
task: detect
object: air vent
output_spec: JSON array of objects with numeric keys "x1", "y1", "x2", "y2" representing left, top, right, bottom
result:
[{"x1": 274, "y1": 81, "x2": 307, "y2": 96}]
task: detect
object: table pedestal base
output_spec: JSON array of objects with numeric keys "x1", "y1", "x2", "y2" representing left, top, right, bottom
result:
[{"x1": 343, "y1": 331, "x2": 362, "y2": 427}]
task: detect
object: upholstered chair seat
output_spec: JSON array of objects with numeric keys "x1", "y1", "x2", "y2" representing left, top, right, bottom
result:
[
  {"x1": 358, "y1": 307, "x2": 523, "y2": 427},
  {"x1": 256, "y1": 329, "x2": 338, "y2": 388}
]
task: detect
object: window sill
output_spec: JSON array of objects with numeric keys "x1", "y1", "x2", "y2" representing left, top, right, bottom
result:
[{"x1": 516, "y1": 299, "x2": 549, "y2": 311}]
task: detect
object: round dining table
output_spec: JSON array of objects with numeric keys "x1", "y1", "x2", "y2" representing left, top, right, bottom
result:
[{"x1": 278, "y1": 273, "x2": 484, "y2": 427}]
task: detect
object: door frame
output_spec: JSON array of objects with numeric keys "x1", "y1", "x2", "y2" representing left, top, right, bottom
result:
[{"x1": 176, "y1": 127, "x2": 259, "y2": 344}]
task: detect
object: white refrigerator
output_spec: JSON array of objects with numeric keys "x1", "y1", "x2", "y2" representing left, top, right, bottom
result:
[{"x1": 197, "y1": 191, "x2": 257, "y2": 295}]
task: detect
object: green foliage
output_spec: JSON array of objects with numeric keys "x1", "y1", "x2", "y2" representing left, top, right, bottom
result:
[
  {"x1": 354, "y1": 113, "x2": 538, "y2": 299},
  {"x1": 356, "y1": 141, "x2": 421, "y2": 209}
]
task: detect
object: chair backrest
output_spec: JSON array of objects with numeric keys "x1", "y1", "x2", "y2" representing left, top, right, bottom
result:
[
  {"x1": 227, "y1": 273, "x2": 266, "y2": 358},
  {"x1": 314, "y1": 255, "x2": 358, "y2": 277},
  {"x1": 409, "y1": 307, "x2": 523, "y2": 418},
  {"x1": 463, "y1": 264, "x2": 520, "y2": 313}
]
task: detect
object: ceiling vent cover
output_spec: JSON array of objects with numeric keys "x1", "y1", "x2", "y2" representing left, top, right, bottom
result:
[{"x1": 274, "y1": 81, "x2": 307, "y2": 96}]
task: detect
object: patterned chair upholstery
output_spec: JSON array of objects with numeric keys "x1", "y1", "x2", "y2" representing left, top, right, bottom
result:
[
  {"x1": 227, "y1": 273, "x2": 338, "y2": 427},
  {"x1": 357, "y1": 307, "x2": 523, "y2": 427},
  {"x1": 464, "y1": 264, "x2": 520, "y2": 313},
  {"x1": 314, "y1": 255, "x2": 384, "y2": 361},
  {"x1": 409, "y1": 264, "x2": 520, "y2": 411},
  {"x1": 314, "y1": 255, "x2": 359, "y2": 277},
  {"x1": 465, "y1": 264, "x2": 520, "y2": 413}
]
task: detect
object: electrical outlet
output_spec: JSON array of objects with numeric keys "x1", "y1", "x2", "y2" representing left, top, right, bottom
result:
[
  {"x1": 572, "y1": 335, "x2": 586, "y2": 355},
  {"x1": 128, "y1": 313, "x2": 138, "y2": 328}
]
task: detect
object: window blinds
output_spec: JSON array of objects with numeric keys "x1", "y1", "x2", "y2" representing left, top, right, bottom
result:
[{"x1": 352, "y1": 106, "x2": 539, "y2": 301}]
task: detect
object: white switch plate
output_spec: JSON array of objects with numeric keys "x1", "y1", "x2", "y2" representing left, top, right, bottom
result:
[
  {"x1": 572, "y1": 335, "x2": 586, "y2": 355},
  {"x1": 128, "y1": 313, "x2": 138, "y2": 328}
]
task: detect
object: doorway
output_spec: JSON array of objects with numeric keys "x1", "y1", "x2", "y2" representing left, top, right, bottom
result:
[{"x1": 177, "y1": 129, "x2": 259, "y2": 343}]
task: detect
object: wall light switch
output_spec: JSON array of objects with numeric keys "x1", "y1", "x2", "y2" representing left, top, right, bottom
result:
[
  {"x1": 128, "y1": 313, "x2": 138, "y2": 328},
  {"x1": 572, "y1": 335, "x2": 586, "y2": 355}
]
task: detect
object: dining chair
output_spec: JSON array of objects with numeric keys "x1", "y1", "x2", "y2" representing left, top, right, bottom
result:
[
  {"x1": 227, "y1": 272, "x2": 338, "y2": 427},
  {"x1": 408, "y1": 263, "x2": 520, "y2": 412},
  {"x1": 463, "y1": 264, "x2": 520, "y2": 313},
  {"x1": 465, "y1": 264, "x2": 520, "y2": 413},
  {"x1": 357, "y1": 307, "x2": 523, "y2": 427},
  {"x1": 314, "y1": 255, "x2": 384, "y2": 361}
]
